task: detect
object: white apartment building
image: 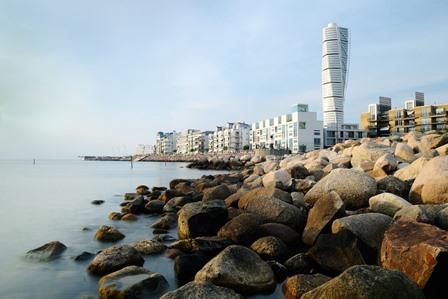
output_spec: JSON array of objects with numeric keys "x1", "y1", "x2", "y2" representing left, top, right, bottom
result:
[
  {"x1": 209, "y1": 122, "x2": 251, "y2": 153},
  {"x1": 250, "y1": 104, "x2": 323, "y2": 153},
  {"x1": 176, "y1": 129, "x2": 212, "y2": 154},
  {"x1": 155, "y1": 131, "x2": 178, "y2": 154},
  {"x1": 322, "y1": 22, "x2": 349, "y2": 128}
]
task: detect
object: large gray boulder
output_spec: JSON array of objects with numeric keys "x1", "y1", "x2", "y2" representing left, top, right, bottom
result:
[
  {"x1": 178, "y1": 200, "x2": 228, "y2": 239},
  {"x1": 217, "y1": 213, "x2": 263, "y2": 246},
  {"x1": 202, "y1": 185, "x2": 232, "y2": 201},
  {"x1": 26, "y1": 241, "x2": 67, "y2": 262},
  {"x1": 130, "y1": 240, "x2": 166, "y2": 255},
  {"x1": 304, "y1": 169, "x2": 377, "y2": 209},
  {"x1": 87, "y1": 245, "x2": 144, "y2": 276},
  {"x1": 194, "y1": 245, "x2": 276, "y2": 294},
  {"x1": 369, "y1": 193, "x2": 411, "y2": 217},
  {"x1": 394, "y1": 143, "x2": 416, "y2": 163},
  {"x1": 374, "y1": 153, "x2": 398, "y2": 173},
  {"x1": 262, "y1": 169, "x2": 292, "y2": 190},
  {"x1": 409, "y1": 156, "x2": 448, "y2": 204},
  {"x1": 98, "y1": 266, "x2": 167, "y2": 299},
  {"x1": 351, "y1": 143, "x2": 392, "y2": 168},
  {"x1": 394, "y1": 157, "x2": 430, "y2": 181},
  {"x1": 160, "y1": 281, "x2": 243, "y2": 299},
  {"x1": 301, "y1": 265, "x2": 424, "y2": 299}
]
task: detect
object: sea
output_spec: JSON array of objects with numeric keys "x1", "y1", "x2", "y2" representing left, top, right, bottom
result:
[{"x1": 0, "y1": 159, "x2": 283, "y2": 299}]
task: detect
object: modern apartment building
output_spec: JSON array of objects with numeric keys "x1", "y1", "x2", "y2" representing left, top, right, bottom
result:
[
  {"x1": 176, "y1": 129, "x2": 212, "y2": 154},
  {"x1": 360, "y1": 92, "x2": 448, "y2": 136},
  {"x1": 250, "y1": 104, "x2": 323, "y2": 153},
  {"x1": 209, "y1": 122, "x2": 251, "y2": 153},
  {"x1": 155, "y1": 131, "x2": 178, "y2": 154},
  {"x1": 323, "y1": 124, "x2": 366, "y2": 147},
  {"x1": 360, "y1": 97, "x2": 392, "y2": 137},
  {"x1": 322, "y1": 22, "x2": 349, "y2": 128}
]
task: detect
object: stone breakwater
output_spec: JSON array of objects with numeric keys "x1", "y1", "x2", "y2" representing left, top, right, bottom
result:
[{"x1": 28, "y1": 130, "x2": 448, "y2": 298}]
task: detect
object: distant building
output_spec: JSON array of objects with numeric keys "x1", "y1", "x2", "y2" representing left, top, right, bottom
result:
[
  {"x1": 322, "y1": 22, "x2": 349, "y2": 128},
  {"x1": 155, "y1": 131, "x2": 178, "y2": 154},
  {"x1": 360, "y1": 92, "x2": 448, "y2": 136},
  {"x1": 250, "y1": 104, "x2": 323, "y2": 154},
  {"x1": 323, "y1": 124, "x2": 366, "y2": 147},
  {"x1": 176, "y1": 129, "x2": 212, "y2": 154},
  {"x1": 209, "y1": 122, "x2": 251, "y2": 153},
  {"x1": 135, "y1": 144, "x2": 154, "y2": 155}
]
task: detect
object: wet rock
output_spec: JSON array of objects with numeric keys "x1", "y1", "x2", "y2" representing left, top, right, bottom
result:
[
  {"x1": 267, "y1": 260, "x2": 288, "y2": 282},
  {"x1": 74, "y1": 251, "x2": 94, "y2": 262},
  {"x1": 302, "y1": 191, "x2": 345, "y2": 246},
  {"x1": 131, "y1": 240, "x2": 166, "y2": 255},
  {"x1": 308, "y1": 231, "x2": 365, "y2": 274},
  {"x1": 152, "y1": 234, "x2": 176, "y2": 243},
  {"x1": 304, "y1": 168, "x2": 377, "y2": 209},
  {"x1": 284, "y1": 253, "x2": 313, "y2": 276},
  {"x1": 108, "y1": 212, "x2": 123, "y2": 221},
  {"x1": 160, "y1": 281, "x2": 243, "y2": 299},
  {"x1": 301, "y1": 265, "x2": 424, "y2": 299},
  {"x1": 94, "y1": 225, "x2": 125, "y2": 242},
  {"x1": 124, "y1": 193, "x2": 137, "y2": 201},
  {"x1": 135, "y1": 185, "x2": 150, "y2": 195},
  {"x1": 170, "y1": 178, "x2": 193, "y2": 190},
  {"x1": 409, "y1": 156, "x2": 448, "y2": 204},
  {"x1": 98, "y1": 265, "x2": 167, "y2": 299},
  {"x1": 217, "y1": 213, "x2": 263, "y2": 246},
  {"x1": 150, "y1": 213, "x2": 177, "y2": 229},
  {"x1": 377, "y1": 175, "x2": 410, "y2": 198},
  {"x1": 369, "y1": 193, "x2": 410, "y2": 216},
  {"x1": 168, "y1": 236, "x2": 231, "y2": 255},
  {"x1": 331, "y1": 213, "x2": 392, "y2": 251},
  {"x1": 145, "y1": 200, "x2": 165, "y2": 214},
  {"x1": 178, "y1": 200, "x2": 228, "y2": 239},
  {"x1": 87, "y1": 245, "x2": 144, "y2": 276},
  {"x1": 91, "y1": 200, "x2": 105, "y2": 205},
  {"x1": 159, "y1": 189, "x2": 177, "y2": 203},
  {"x1": 195, "y1": 245, "x2": 276, "y2": 294},
  {"x1": 122, "y1": 196, "x2": 147, "y2": 215},
  {"x1": 202, "y1": 184, "x2": 232, "y2": 201},
  {"x1": 282, "y1": 274, "x2": 331, "y2": 299},
  {"x1": 121, "y1": 213, "x2": 137, "y2": 221},
  {"x1": 259, "y1": 223, "x2": 302, "y2": 246},
  {"x1": 250, "y1": 236, "x2": 288, "y2": 262},
  {"x1": 381, "y1": 218, "x2": 448, "y2": 297},
  {"x1": 26, "y1": 241, "x2": 67, "y2": 262},
  {"x1": 175, "y1": 252, "x2": 211, "y2": 284},
  {"x1": 163, "y1": 196, "x2": 192, "y2": 212}
]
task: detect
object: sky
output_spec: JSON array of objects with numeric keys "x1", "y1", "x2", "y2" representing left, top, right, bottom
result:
[{"x1": 1, "y1": 0, "x2": 447, "y2": 158}]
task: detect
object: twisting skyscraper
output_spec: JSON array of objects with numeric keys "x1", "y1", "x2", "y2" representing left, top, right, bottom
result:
[{"x1": 322, "y1": 23, "x2": 349, "y2": 128}]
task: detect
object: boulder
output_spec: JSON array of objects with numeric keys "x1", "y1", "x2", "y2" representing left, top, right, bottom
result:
[
  {"x1": 26, "y1": 241, "x2": 67, "y2": 262},
  {"x1": 308, "y1": 231, "x2": 365, "y2": 274},
  {"x1": 302, "y1": 191, "x2": 345, "y2": 246},
  {"x1": 124, "y1": 193, "x2": 137, "y2": 201},
  {"x1": 373, "y1": 153, "x2": 398, "y2": 173},
  {"x1": 436, "y1": 144, "x2": 448, "y2": 156},
  {"x1": 287, "y1": 164, "x2": 310, "y2": 179},
  {"x1": 178, "y1": 200, "x2": 228, "y2": 239},
  {"x1": 217, "y1": 213, "x2": 263, "y2": 246},
  {"x1": 94, "y1": 225, "x2": 125, "y2": 242},
  {"x1": 175, "y1": 252, "x2": 211, "y2": 284},
  {"x1": 160, "y1": 281, "x2": 242, "y2": 299},
  {"x1": 108, "y1": 212, "x2": 122, "y2": 220},
  {"x1": 263, "y1": 160, "x2": 279, "y2": 173},
  {"x1": 331, "y1": 213, "x2": 392, "y2": 251},
  {"x1": 136, "y1": 185, "x2": 150, "y2": 195},
  {"x1": 121, "y1": 213, "x2": 137, "y2": 221},
  {"x1": 419, "y1": 133, "x2": 448, "y2": 152},
  {"x1": 351, "y1": 143, "x2": 392, "y2": 168},
  {"x1": 381, "y1": 218, "x2": 448, "y2": 298},
  {"x1": 163, "y1": 196, "x2": 192, "y2": 212},
  {"x1": 394, "y1": 156, "x2": 430, "y2": 181},
  {"x1": 377, "y1": 175, "x2": 410, "y2": 198},
  {"x1": 131, "y1": 240, "x2": 166, "y2": 255},
  {"x1": 238, "y1": 187, "x2": 292, "y2": 208},
  {"x1": 91, "y1": 200, "x2": 105, "y2": 205},
  {"x1": 282, "y1": 274, "x2": 331, "y2": 299},
  {"x1": 122, "y1": 196, "x2": 147, "y2": 214},
  {"x1": 145, "y1": 200, "x2": 165, "y2": 214},
  {"x1": 294, "y1": 179, "x2": 316, "y2": 194},
  {"x1": 436, "y1": 206, "x2": 448, "y2": 230},
  {"x1": 243, "y1": 194, "x2": 306, "y2": 229},
  {"x1": 369, "y1": 193, "x2": 411, "y2": 216},
  {"x1": 301, "y1": 265, "x2": 424, "y2": 299},
  {"x1": 98, "y1": 266, "x2": 167, "y2": 299},
  {"x1": 87, "y1": 245, "x2": 144, "y2": 276},
  {"x1": 194, "y1": 245, "x2": 276, "y2": 294},
  {"x1": 267, "y1": 260, "x2": 288, "y2": 282},
  {"x1": 259, "y1": 223, "x2": 302, "y2": 246},
  {"x1": 304, "y1": 169, "x2": 377, "y2": 209},
  {"x1": 394, "y1": 203, "x2": 448, "y2": 224},
  {"x1": 168, "y1": 236, "x2": 231, "y2": 255},
  {"x1": 250, "y1": 236, "x2": 288, "y2": 262},
  {"x1": 202, "y1": 184, "x2": 232, "y2": 201},
  {"x1": 74, "y1": 251, "x2": 94, "y2": 262},
  {"x1": 151, "y1": 213, "x2": 178, "y2": 229},
  {"x1": 394, "y1": 143, "x2": 416, "y2": 163},
  {"x1": 262, "y1": 169, "x2": 292, "y2": 190},
  {"x1": 284, "y1": 253, "x2": 313, "y2": 276},
  {"x1": 409, "y1": 156, "x2": 448, "y2": 204}
]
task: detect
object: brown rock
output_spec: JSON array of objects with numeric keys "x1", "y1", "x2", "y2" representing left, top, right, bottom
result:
[{"x1": 282, "y1": 274, "x2": 331, "y2": 299}]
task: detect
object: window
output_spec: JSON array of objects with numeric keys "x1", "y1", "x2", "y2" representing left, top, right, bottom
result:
[
  {"x1": 299, "y1": 122, "x2": 306, "y2": 129},
  {"x1": 358, "y1": 132, "x2": 363, "y2": 138},
  {"x1": 314, "y1": 138, "x2": 320, "y2": 146},
  {"x1": 314, "y1": 130, "x2": 320, "y2": 136},
  {"x1": 299, "y1": 145, "x2": 307, "y2": 153}
]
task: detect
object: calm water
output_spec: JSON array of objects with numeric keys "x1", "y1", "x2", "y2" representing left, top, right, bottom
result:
[{"x1": 0, "y1": 160, "x2": 283, "y2": 299}]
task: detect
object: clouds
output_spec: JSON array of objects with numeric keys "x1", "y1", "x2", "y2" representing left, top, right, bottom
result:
[{"x1": 0, "y1": 0, "x2": 447, "y2": 158}]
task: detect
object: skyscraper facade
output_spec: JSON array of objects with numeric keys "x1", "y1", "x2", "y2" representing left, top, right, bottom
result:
[{"x1": 322, "y1": 23, "x2": 349, "y2": 128}]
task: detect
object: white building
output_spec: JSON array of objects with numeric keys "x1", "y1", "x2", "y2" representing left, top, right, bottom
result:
[
  {"x1": 176, "y1": 129, "x2": 212, "y2": 154},
  {"x1": 322, "y1": 22, "x2": 349, "y2": 128},
  {"x1": 209, "y1": 122, "x2": 251, "y2": 153},
  {"x1": 135, "y1": 144, "x2": 154, "y2": 155},
  {"x1": 250, "y1": 104, "x2": 323, "y2": 153},
  {"x1": 155, "y1": 131, "x2": 178, "y2": 154}
]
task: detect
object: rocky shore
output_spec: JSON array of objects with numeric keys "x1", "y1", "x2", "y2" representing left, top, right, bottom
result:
[{"x1": 29, "y1": 130, "x2": 448, "y2": 298}]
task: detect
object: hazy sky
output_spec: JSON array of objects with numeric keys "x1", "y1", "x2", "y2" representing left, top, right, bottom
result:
[{"x1": 1, "y1": 0, "x2": 447, "y2": 158}]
